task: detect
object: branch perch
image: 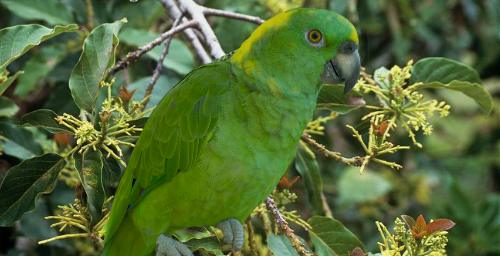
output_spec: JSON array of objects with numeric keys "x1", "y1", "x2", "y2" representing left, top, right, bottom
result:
[
  {"x1": 265, "y1": 197, "x2": 313, "y2": 256},
  {"x1": 108, "y1": 20, "x2": 198, "y2": 76},
  {"x1": 142, "y1": 17, "x2": 183, "y2": 108},
  {"x1": 301, "y1": 133, "x2": 364, "y2": 166},
  {"x1": 160, "y1": 0, "x2": 212, "y2": 64},
  {"x1": 174, "y1": 0, "x2": 225, "y2": 58}
]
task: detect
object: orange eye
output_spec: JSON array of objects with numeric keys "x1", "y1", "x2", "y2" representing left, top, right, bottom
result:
[{"x1": 307, "y1": 29, "x2": 323, "y2": 44}]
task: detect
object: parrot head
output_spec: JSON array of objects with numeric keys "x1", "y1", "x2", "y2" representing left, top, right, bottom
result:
[{"x1": 232, "y1": 8, "x2": 360, "y2": 94}]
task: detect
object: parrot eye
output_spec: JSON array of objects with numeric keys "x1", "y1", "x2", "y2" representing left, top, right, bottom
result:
[{"x1": 306, "y1": 29, "x2": 324, "y2": 47}]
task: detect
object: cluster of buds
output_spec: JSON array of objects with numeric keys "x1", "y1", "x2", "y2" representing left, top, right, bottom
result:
[
  {"x1": 356, "y1": 60, "x2": 451, "y2": 147},
  {"x1": 55, "y1": 79, "x2": 145, "y2": 166},
  {"x1": 346, "y1": 115, "x2": 410, "y2": 173},
  {"x1": 376, "y1": 215, "x2": 454, "y2": 256},
  {"x1": 40, "y1": 197, "x2": 112, "y2": 246},
  {"x1": 55, "y1": 113, "x2": 140, "y2": 166}
]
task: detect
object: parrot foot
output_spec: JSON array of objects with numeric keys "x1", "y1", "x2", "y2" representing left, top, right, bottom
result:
[
  {"x1": 216, "y1": 218, "x2": 244, "y2": 252},
  {"x1": 155, "y1": 234, "x2": 193, "y2": 256}
]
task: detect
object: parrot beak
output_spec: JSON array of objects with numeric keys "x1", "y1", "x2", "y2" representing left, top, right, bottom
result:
[{"x1": 321, "y1": 48, "x2": 361, "y2": 94}]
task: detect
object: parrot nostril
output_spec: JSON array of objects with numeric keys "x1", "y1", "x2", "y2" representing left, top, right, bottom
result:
[{"x1": 340, "y1": 41, "x2": 357, "y2": 54}]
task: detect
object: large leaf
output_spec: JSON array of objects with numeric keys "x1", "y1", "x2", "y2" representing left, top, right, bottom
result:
[
  {"x1": 74, "y1": 151, "x2": 105, "y2": 224},
  {"x1": 0, "y1": 24, "x2": 78, "y2": 71},
  {"x1": 295, "y1": 147, "x2": 326, "y2": 215},
  {"x1": 411, "y1": 57, "x2": 493, "y2": 114},
  {"x1": 119, "y1": 28, "x2": 195, "y2": 75},
  {"x1": 0, "y1": 70, "x2": 23, "y2": 95},
  {"x1": 337, "y1": 167, "x2": 392, "y2": 204},
  {"x1": 0, "y1": 122, "x2": 43, "y2": 160},
  {"x1": 0, "y1": 0, "x2": 73, "y2": 25},
  {"x1": 309, "y1": 216, "x2": 364, "y2": 256},
  {"x1": 69, "y1": 19, "x2": 126, "y2": 112},
  {"x1": 317, "y1": 84, "x2": 364, "y2": 114},
  {"x1": 267, "y1": 234, "x2": 300, "y2": 256},
  {"x1": 0, "y1": 153, "x2": 65, "y2": 226},
  {"x1": 21, "y1": 109, "x2": 70, "y2": 133},
  {"x1": 102, "y1": 158, "x2": 122, "y2": 194},
  {"x1": 0, "y1": 96, "x2": 19, "y2": 117},
  {"x1": 15, "y1": 45, "x2": 68, "y2": 96}
]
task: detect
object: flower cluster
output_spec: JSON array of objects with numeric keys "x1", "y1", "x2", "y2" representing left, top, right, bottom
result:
[
  {"x1": 357, "y1": 60, "x2": 451, "y2": 147},
  {"x1": 55, "y1": 80, "x2": 145, "y2": 166},
  {"x1": 376, "y1": 215, "x2": 454, "y2": 256}
]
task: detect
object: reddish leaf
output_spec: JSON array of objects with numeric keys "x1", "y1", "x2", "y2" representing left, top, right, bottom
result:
[
  {"x1": 119, "y1": 86, "x2": 136, "y2": 104},
  {"x1": 411, "y1": 214, "x2": 428, "y2": 238},
  {"x1": 373, "y1": 120, "x2": 389, "y2": 136},
  {"x1": 53, "y1": 132, "x2": 72, "y2": 147},
  {"x1": 350, "y1": 247, "x2": 366, "y2": 256},
  {"x1": 278, "y1": 176, "x2": 300, "y2": 189},
  {"x1": 426, "y1": 219, "x2": 456, "y2": 234}
]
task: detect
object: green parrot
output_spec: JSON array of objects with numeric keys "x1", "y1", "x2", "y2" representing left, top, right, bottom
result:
[{"x1": 103, "y1": 8, "x2": 360, "y2": 256}]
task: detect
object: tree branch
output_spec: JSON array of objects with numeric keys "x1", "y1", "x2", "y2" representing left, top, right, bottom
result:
[
  {"x1": 108, "y1": 20, "x2": 198, "y2": 76},
  {"x1": 203, "y1": 7, "x2": 264, "y2": 24},
  {"x1": 174, "y1": 0, "x2": 225, "y2": 58},
  {"x1": 265, "y1": 197, "x2": 313, "y2": 256},
  {"x1": 301, "y1": 133, "x2": 364, "y2": 166},
  {"x1": 160, "y1": 0, "x2": 212, "y2": 64},
  {"x1": 142, "y1": 17, "x2": 183, "y2": 108}
]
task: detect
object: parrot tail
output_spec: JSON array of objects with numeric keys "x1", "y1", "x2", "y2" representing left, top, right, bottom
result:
[
  {"x1": 101, "y1": 214, "x2": 151, "y2": 256},
  {"x1": 102, "y1": 159, "x2": 151, "y2": 255}
]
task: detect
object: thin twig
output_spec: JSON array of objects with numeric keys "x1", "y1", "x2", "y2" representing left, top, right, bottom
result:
[
  {"x1": 142, "y1": 17, "x2": 183, "y2": 108},
  {"x1": 203, "y1": 7, "x2": 264, "y2": 24},
  {"x1": 85, "y1": 0, "x2": 94, "y2": 29},
  {"x1": 160, "y1": 0, "x2": 212, "y2": 64},
  {"x1": 265, "y1": 197, "x2": 313, "y2": 256},
  {"x1": 301, "y1": 133, "x2": 363, "y2": 166},
  {"x1": 108, "y1": 20, "x2": 198, "y2": 76}
]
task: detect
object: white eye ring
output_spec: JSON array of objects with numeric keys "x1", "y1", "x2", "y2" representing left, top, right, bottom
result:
[{"x1": 305, "y1": 29, "x2": 324, "y2": 47}]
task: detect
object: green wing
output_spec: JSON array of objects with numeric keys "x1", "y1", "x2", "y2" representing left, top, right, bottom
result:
[{"x1": 105, "y1": 60, "x2": 233, "y2": 242}]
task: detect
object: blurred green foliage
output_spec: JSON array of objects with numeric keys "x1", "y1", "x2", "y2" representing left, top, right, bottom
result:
[{"x1": 0, "y1": 0, "x2": 498, "y2": 255}]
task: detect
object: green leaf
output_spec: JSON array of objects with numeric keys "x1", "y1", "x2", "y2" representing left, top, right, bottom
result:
[
  {"x1": 0, "y1": 0, "x2": 73, "y2": 25},
  {"x1": 74, "y1": 151, "x2": 105, "y2": 224},
  {"x1": 21, "y1": 109, "x2": 70, "y2": 133},
  {"x1": 295, "y1": 147, "x2": 326, "y2": 215},
  {"x1": 184, "y1": 237, "x2": 224, "y2": 256},
  {"x1": 0, "y1": 122, "x2": 43, "y2": 160},
  {"x1": 317, "y1": 84, "x2": 364, "y2": 114},
  {"x1": 267, "y1": 234, "x2": 300, "y2": 256},
  {"x1": 0, "y1": 24, "x2": 78, "y2": 71},
  {"x1": 0, "y1": 153, "x2": 65, "y2": 226},
  {"x1": 69, "y1": 19, "x2": 126, "y2": 112},
  {"x1": 0, "y1": 70, "x2": 23, "y2": 95},
  {"x1": 15, "y1": 45, "x2": 69, "y2": 96},
  {"x1": 411, "y1": 57, "x2": 493, "y2": 114},
  {"x1": 119, "y1": 28, "x2": 195, "y2": 75},
  {"x1": 0, "y1": 96, "x2": 19, "y2": 117},
  {"x1": 337, "y1": 167, "x2": 392, "y2": 204},
  {"x1": 102, "y1": 158, "x2": 122, "y2": 194},
  {"x1": 113, "y1": 0, "x2": 163, "y2": 28},
  {"x1": 309, "y1": 216, "x2": 364, "y2": 256}
]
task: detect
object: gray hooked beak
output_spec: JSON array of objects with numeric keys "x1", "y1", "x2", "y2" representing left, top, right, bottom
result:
[{"x1": 321, "y1": 49, "x2": 361, "y2": 94}]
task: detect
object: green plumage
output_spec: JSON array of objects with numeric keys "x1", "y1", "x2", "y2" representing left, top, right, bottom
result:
[{"x1": 104, "y1": 8, "x2": 358, "y2": 255}]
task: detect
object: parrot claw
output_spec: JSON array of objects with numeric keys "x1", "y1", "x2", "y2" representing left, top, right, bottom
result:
[
  {"x1": 216, "y1": 218, "x2": 244, "y2": 252},
  {"x1": 156, "y1": 234, "x2": 193, "y2": 256}
]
